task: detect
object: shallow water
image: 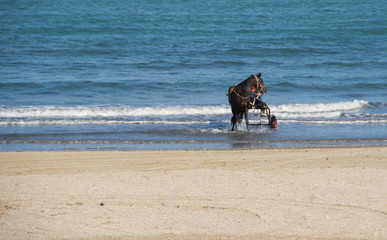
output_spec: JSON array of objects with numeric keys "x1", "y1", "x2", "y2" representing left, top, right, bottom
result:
[{"x1": 1, "y1": 0, "x2": 386, "y2": 150}]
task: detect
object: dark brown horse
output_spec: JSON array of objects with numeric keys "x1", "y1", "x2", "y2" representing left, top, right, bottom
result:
[{"x1": 227, "y1": 73, "x2": 267, "y2": 131}]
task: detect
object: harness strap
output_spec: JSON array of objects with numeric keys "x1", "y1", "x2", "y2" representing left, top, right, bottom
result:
[
  {"x1": 254, "y1": 75, "x2": 263, "y2": 92},
  {"x1": 229, "y1": 74, "x2": 262, "y2": 101},
  {"x1": 232, "y1": 89, "x2": 250, "y2": 100},
  {"x1": 249, "y1": 97, "x2": 256, "y2": 106}
]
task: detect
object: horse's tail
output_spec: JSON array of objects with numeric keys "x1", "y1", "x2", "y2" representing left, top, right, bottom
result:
[{"x1": 227, "y1": 84, "x2": 237, "y2": 104}]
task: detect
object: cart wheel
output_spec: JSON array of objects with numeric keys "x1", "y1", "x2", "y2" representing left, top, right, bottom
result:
[{"x1": 269, "y1": 115, "x2": 277, "y2": 128}]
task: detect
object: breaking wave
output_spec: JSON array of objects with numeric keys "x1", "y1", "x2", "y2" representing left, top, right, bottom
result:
[
  {"x1": 0, "y1": 105, "x2": 230, "y2": 118},
  {"x1": 0, "y1": 100, "x2": 385, "y2": 126}
]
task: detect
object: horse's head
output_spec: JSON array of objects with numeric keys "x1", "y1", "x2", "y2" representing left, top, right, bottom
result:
[
  {"x1": 249, "y1": 72, "x2": 262, "y2": 89},
  {"x1": 251, "y1": 73, "x2": 267, "y2": 93}
]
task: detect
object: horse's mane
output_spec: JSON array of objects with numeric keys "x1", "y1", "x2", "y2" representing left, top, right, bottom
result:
[{"x1": 238, "y1": 75, "x2": 255, "y2": 87}]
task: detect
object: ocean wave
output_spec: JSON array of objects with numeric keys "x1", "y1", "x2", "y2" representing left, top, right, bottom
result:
[
  {"x1": 2, "y1": 139, "x2": 386, "y2": 146},
  {"x1": 0, "y1": 105, "x2": 230, "y2": 118},
  {"x1": 280, "y1": 119, "x2": 387, "y2": 125},
  {"x1": 0, "y1": 100, "x2": 370, "y2": 118},
  {"x1": 0, "y1": 81, "x2": 133, "y2": 90},
  {"x1": 272, "y1": 99, "x2": 368, "y2": 113},
  {"x1": 271, "y1": 81, "x2": 387, "y2": 93},
  {"x1": 0, "y1": 100, "x2": 385, "y2": 126},
  {"x1": 306, "y1": 61, "x2": 364, "y2": 67},
  {"x1": 0, "y1": 119, "x2": 210, "y2": 126}
]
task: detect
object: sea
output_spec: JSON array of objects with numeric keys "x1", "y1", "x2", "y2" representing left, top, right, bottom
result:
[{"x1": 1, "y1": 0, "x2": 386, "y2": 151}]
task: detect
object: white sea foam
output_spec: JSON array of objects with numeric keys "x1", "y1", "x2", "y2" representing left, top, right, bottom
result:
[
  {"x1": 0, "y1": 100, "x2": 383, "y2": 126},
  {"x1": 272, "y1": 99, "x2": 368, "y2": 113},
  {"x1": 0, "y1": 100, "x2": 369, "y2": 118},
  {"x1": 280, "y1": 119, "x2": 387, "y2": 124},
  {"x1": 0, "y1": 105, "x2": 231, "y2": 118},
  {"x1": 0, "y1": 119, "x2": 211, "y2": 126}
]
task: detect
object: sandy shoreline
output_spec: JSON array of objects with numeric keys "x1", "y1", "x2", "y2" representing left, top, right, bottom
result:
[{"x1": 1, "y1": 147, "x2": 386, "y2": 239}]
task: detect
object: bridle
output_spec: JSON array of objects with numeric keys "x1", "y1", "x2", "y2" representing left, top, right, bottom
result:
[{"x1": 253, "y1": 74, "x2": 260, "y2": 88}]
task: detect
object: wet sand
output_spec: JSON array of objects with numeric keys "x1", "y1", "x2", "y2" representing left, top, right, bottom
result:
[{"x1": 1, "y1": 147, "x2": 386, "y2": 239}]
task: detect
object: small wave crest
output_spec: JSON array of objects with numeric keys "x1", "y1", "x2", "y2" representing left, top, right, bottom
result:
[
  {"x1": 0, "y1": 100, "x2": 385, "y2": 126},
  {"x1": 271, "y1": 100, "x2": 369, "y2": 119},
  {"x1": 0, "y1": 119, "x2": 211, "y2": 126},
  {"x1": 0, "y1": 105, "x2": 231, "y2": 118},
  {"x1": 273, "y1": 99, "x2": 368, "y2": 113}
]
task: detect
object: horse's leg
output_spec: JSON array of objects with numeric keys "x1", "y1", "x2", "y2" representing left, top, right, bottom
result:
[
  {"x1": 231, "y1": 115, "x2": 236, "y2": 131},
  {"x1": 238, "y1": 113, "x2": 243, "y2": 124},
  {"x1": 245, "y1": 108, "x2": 249, "y2": 129}
]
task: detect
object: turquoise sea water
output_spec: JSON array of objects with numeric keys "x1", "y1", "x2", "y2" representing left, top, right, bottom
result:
[{"x1": 1, "y1": 0, "x2": 386, "y2": 150}]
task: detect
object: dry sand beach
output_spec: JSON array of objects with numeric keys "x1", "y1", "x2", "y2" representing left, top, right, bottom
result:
[{"x1": 1, "y1": 147, "x2": 386, "y2": 240}]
